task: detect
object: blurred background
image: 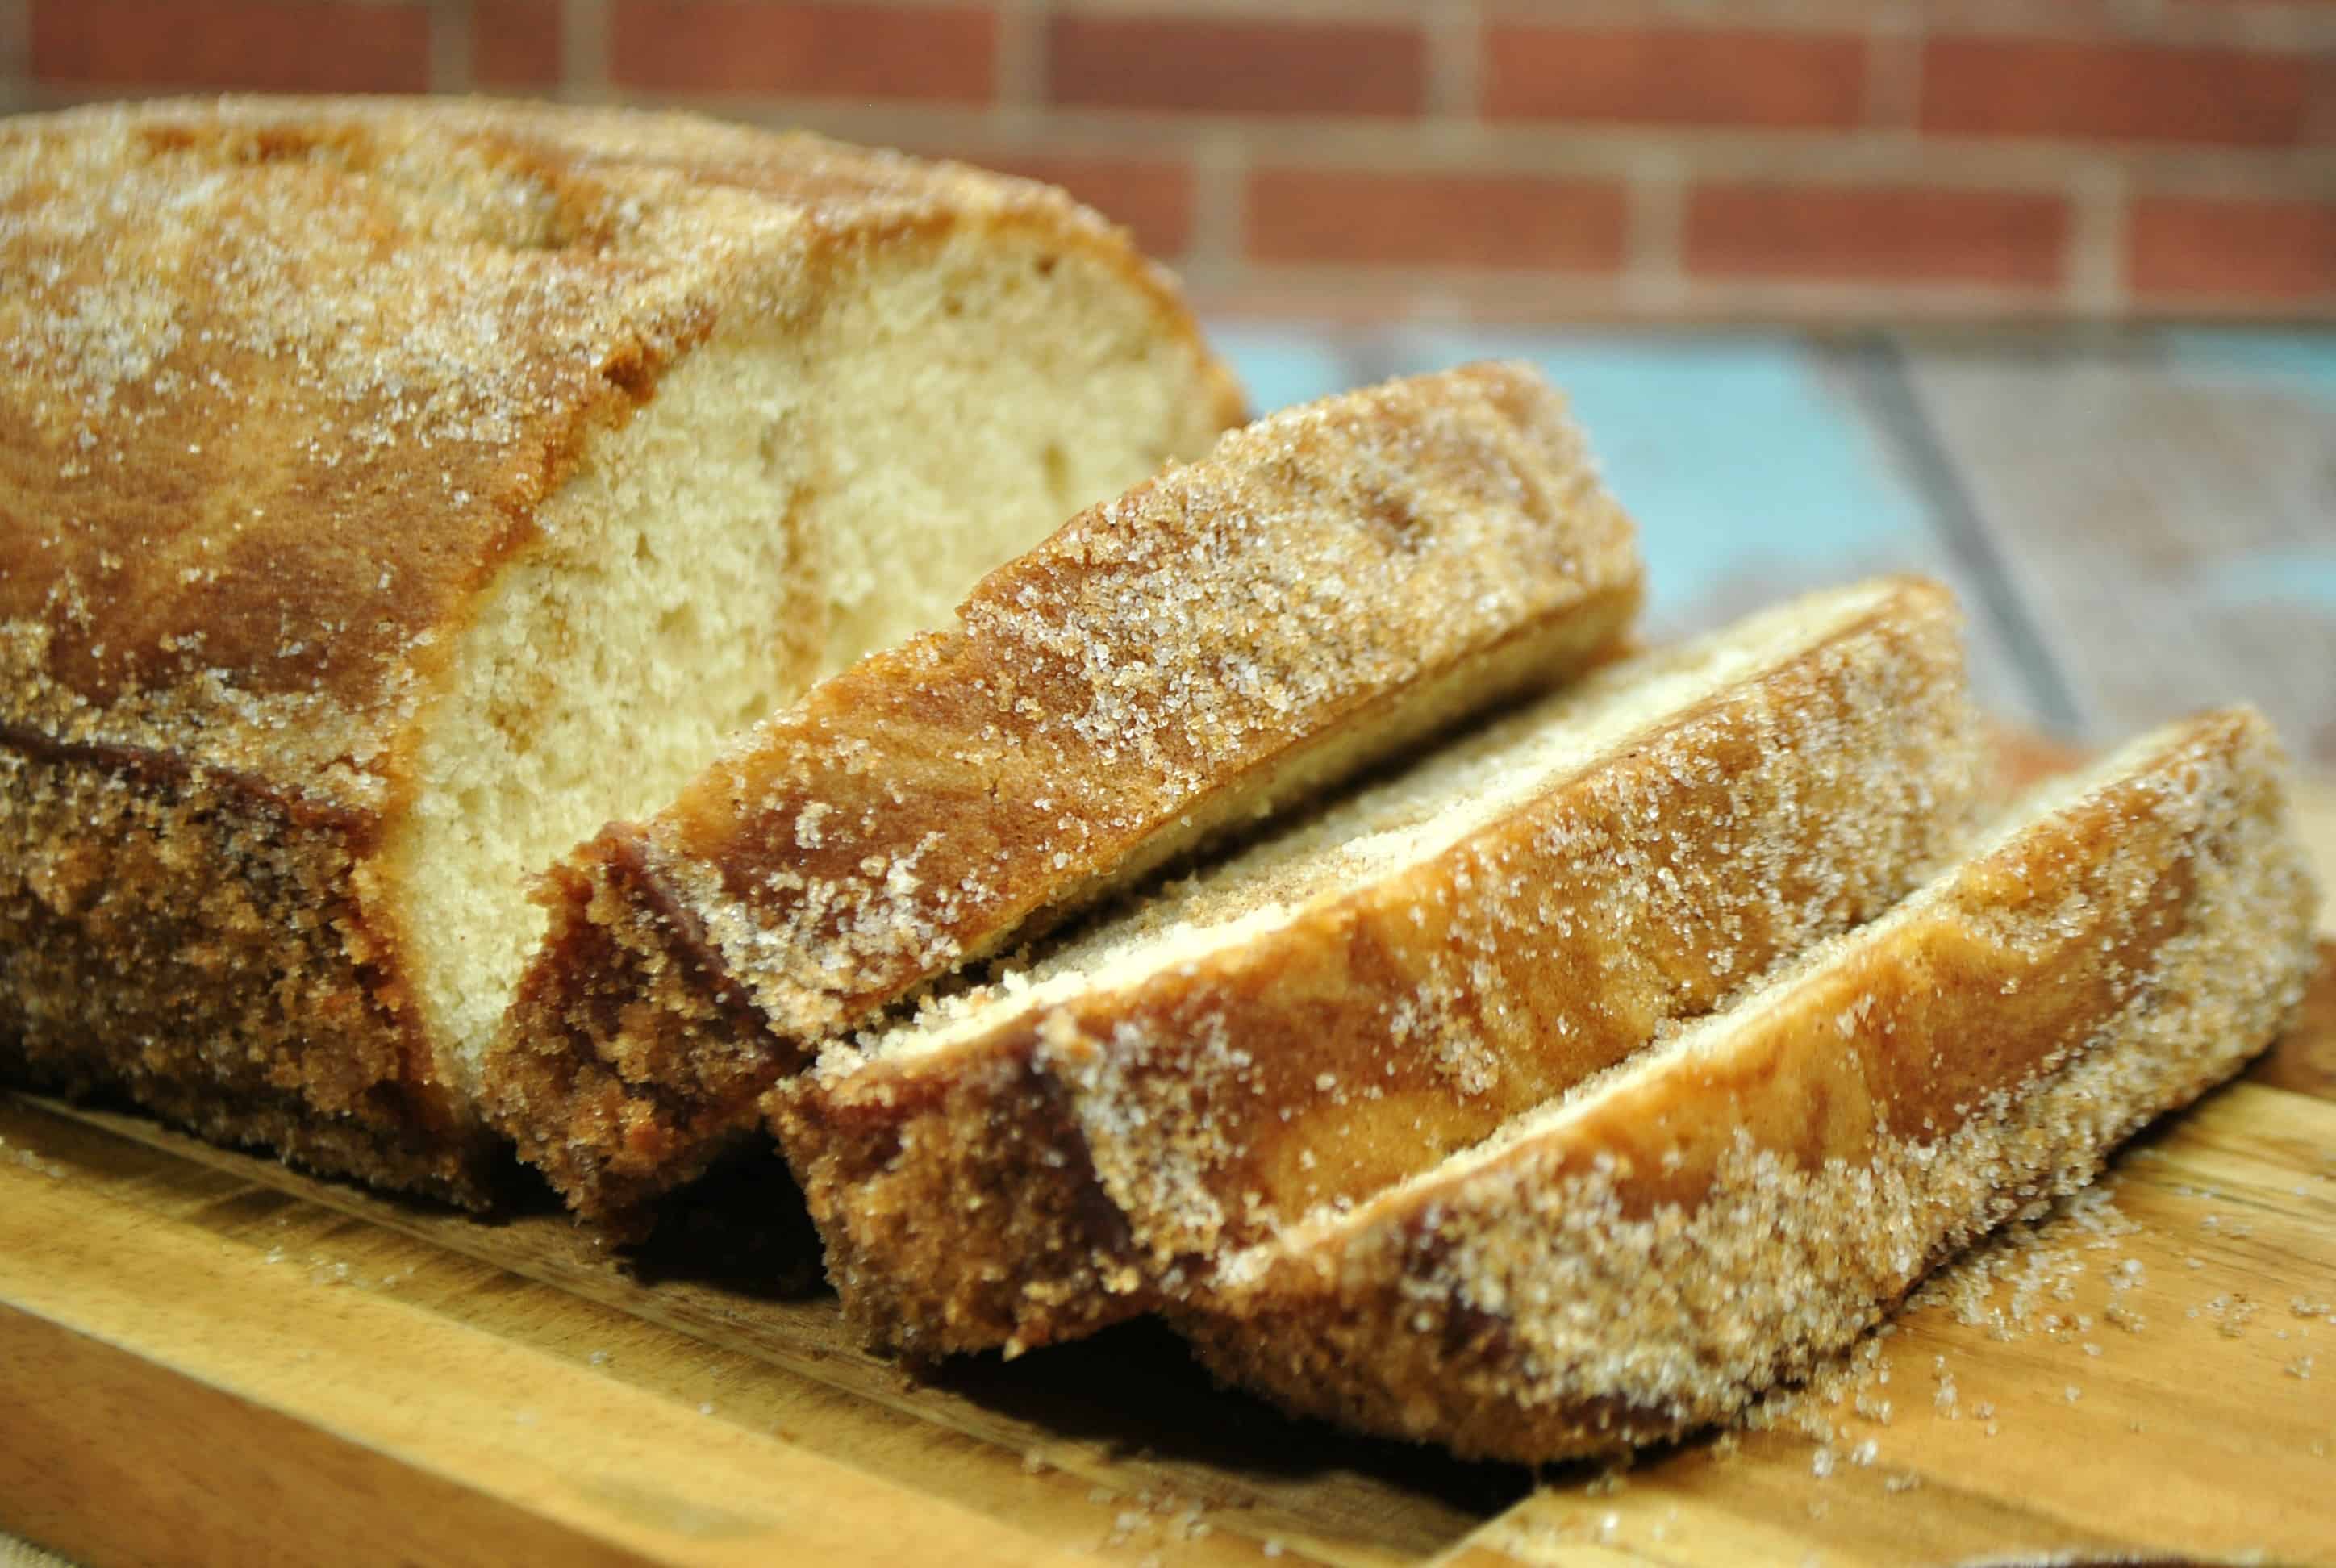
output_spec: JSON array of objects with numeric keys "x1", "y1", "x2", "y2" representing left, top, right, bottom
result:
[
  {"x1": 4, "y1": 0, "x2": 2330, "y2": 765},
  {"x1": 12, "y1": 0, "x2": 2330, "y2": 323}
]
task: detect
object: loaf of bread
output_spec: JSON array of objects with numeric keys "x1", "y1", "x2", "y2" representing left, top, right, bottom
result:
[
  {"x1": 0, "y1": 97, "x2": 1241, "y2": 1203},
  {"x1": 775, "y1": 576, "x2": 1988, "y2": 1356},
  {"x1": 483, "y1": 363, "x2": 1646, "y2": 1228},
  {"x1": 1183, "y1": 708, "x2": 2319, "y2": 1463}
]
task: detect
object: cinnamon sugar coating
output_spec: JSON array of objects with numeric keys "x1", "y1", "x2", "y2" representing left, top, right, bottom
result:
[
  {"x1": 1185, "y1": 709, "x2": 2319, "y2": 1463},
  {"x1": 778, "y1": 578, "x2": 1985, "y2": 1356},
  {"x1": 490, "y1": 363, "x2": 1645, "y2": 1228},
  {"x1": 0, "y1": 97, "x2": 1236, "y2": 1199},
  {"x1": 0, "y1": 735, "x2": 496, "y2": 1198},
  {"x1": 2, "y1": 96, "x2": 1215, "y2": 778}
]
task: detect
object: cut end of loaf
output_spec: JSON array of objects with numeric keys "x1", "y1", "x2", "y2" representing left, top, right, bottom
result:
[{"x1": 386, "y1": 220, "x2": 1237, "y2": 1109}]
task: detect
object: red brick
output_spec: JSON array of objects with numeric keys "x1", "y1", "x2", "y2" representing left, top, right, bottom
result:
[
  {"x1": 1045, "y1": 15, "x2": 1424, "y2": 119},
  {"x1": 473, "y1": 0, "x2": 562, "y2": 90},
  {"x1": 973, "y1": 153, "x2": 1195, "y2": 258},
  {"x1": 611, "y1": 2, "x2": 995, "y2": 102},
  {"x1": 30, "y1": 0, "x2": 429, "y2": 92},
  {"x1": 1921, "y1": 35, "x2": 2313, "y2": 145},
  {"x1": 1685, "y1": 183, "x2": 2070, "y2": 287},
  {"x1": 2128, "y1": 196, "x2": 2336, "y2": 302},
  {"x1": 1246, "y1": 169, "x2": 1628, "y2": 273},
  {"x1": 1483, "y1": 26, "x2": 1867, "y2": 129}
]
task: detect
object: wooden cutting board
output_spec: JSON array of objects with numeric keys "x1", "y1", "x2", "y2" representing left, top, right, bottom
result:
[{"x1": 4, "y1": 787, "x2": 2333, "y2": 1567}]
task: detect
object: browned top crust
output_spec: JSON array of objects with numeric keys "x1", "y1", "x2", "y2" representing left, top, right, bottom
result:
[{"x1": 0, "y1": 95, "x2": 1230, "y2": 812}]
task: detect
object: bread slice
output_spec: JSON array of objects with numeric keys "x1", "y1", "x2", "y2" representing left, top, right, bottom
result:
[
  {"x1": 485, "y1": 363, "x2": 1646, "y2": 1228},
  {"x1": 0, "y1": 98, "x2": 1241, "y2": 1203},
  {"x1": 1185, "y1": 708, "x2": 2320, "y2": 1465},
  {"x1": 775, "y1": 576, "x2": 1988, "y2": 1356}
]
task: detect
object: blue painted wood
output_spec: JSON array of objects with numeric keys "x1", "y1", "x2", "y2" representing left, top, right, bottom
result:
[
  {"x1": 2159, "y1": 328, "x2": 2336, "y2": 402},
  {"x1": 1904, "y1": 335, "x2": 2336, "y2": 765},
  {"x1": 2159, "y1": 327, "x2": 2336, "y2": 619}
]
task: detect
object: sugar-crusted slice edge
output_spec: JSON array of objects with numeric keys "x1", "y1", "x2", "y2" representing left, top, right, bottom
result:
[
  {"x1": 489, "y1": 361, "x2": 1646, "y2": 1229},
  {"x1": 775, "y1": 575, "x2": 1985, "y2": 1357},
  {"x1": 1182, "y1": 708, "x2": 2321, "y2": 1465}
]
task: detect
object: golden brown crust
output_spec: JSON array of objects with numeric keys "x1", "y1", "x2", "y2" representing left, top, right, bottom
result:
[
  {"x1": 0, "y1": 730, "x2": 502, "y2": 1203},
  {"x1": 778, "y1": 578, "x2": 1986, "y2": 1357},
  {"x1": 0, "y1": 94, "x2": 1232, "y2": 792},
  {"x1": 1183, "y1": 709, "x2": 2320, "y2": 1464},
  {"x1": 0, "y1": 95, "x2": 1237, "y2": 1199},
  {"x1": 491, "y1": 828, "x2": 790, "y2": 1226},
  {"x1": 490, "y1": 363, "x2": 1646, "y2": 1227}
]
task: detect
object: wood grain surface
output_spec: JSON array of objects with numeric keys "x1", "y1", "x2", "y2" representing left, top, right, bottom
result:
[{"x1": 2, "y1": 784, "x2": 2330, "y2": 1568}]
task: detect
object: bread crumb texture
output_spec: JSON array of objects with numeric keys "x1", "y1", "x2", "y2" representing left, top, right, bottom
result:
[
  {"x1": 1183, "y1": 708, "x2": 2319, "y2": 1464},
  {"x1": 0, "y1": 96, "x2": 1239, "y2": 1200},
  {"x1": 493, "y1": 361, "x2": 1643, "y2": 1227},
  {"x1": 782, "y1": 576, "x2": 1988, "y2": 1355}
]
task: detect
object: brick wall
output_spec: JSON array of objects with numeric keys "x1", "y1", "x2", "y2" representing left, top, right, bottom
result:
[{"x1": 6, "y1": 0, "x2": 2331, "y2": 322}]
